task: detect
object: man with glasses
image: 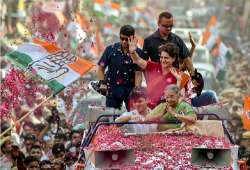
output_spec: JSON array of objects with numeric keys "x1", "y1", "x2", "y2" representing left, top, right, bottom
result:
[
  {"x1": 96, "y1": 25, "x2": 144, "y2": 110},
  {"x1": 143, "y1": 12, "x2": 194, "y2": 76}
]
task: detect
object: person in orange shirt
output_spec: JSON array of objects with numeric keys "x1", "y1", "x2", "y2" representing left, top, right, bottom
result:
[{"x1": 178, "y1": 35, "x2": 219, "y2": 107}]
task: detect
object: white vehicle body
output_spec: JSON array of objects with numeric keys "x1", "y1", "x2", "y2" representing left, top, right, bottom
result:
[
  {"x1": 172, "y1": 28, "x2": 204, "y2": 45},
  {"x1": 193, "y1": 63, "x2": 218, "y2": 92},
  {"x1": 186, "y1": 43, "x2": 212, "y2": 65}
]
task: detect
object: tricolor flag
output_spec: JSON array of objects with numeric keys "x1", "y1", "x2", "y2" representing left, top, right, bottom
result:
[
  {"x1": 107, "y1": 2, "x2": 120, "y2": 18},
  {"x1": 93, "y1": 0, "x2": 120, "y2": 19},
  {"x1": 5, "y1": 39, "x2": 94, "y2": 94},
  {"x1": 202, "y1": 16, "x2": 232, "y2": 79},
  {"x1": 201, "y1": 16, "x2": 219, "y2": 50},
  {"x1": 210, "y1": 37, "x2": 231, "y2": 76},
  {"x1": 242, "y1": 96, "x2": 250, "y2": 130},
  {"x1": 93, "y1": 0, "x2": 105, "y2": 17},
  {"x1": 95, "y1": 27, "x2": 104, "y2": 56},
  {"x1": 211, "y1": 38, "x2": 232, "y2": 60},
  {"x1": 103, "y1": 23, "x2": 113, "y2": 35},
  {"x1": 214, "y1": 38, "x2": 226, "y2": 74}
]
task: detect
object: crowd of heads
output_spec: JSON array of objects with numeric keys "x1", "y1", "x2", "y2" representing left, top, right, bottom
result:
[{"x1": 0, "y1": 118, "x2": 85, "y2": 169}]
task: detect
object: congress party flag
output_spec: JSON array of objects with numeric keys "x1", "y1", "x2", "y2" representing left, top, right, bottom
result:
[{"x1": 5, "y1": 39, "x2": 94, "y2": 94}]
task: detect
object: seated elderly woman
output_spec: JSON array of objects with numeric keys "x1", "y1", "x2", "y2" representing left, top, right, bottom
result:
[{"x1": 145, "y1": 84, "x2": 196, "y2": 131}]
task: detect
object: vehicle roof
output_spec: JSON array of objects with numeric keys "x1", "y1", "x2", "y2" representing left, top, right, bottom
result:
[
  {"x1": 193, "y1": 63, "x2": 215, "y2": 74},
  {"x1": 172, "y1": 28, "x2": 204, "y2": 44}
]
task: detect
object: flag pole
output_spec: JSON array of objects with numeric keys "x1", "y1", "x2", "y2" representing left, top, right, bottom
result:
[{"x1": 0, "y1": 94, "x2": 54, "y2": 138}]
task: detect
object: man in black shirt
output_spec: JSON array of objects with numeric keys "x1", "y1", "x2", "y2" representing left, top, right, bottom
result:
[
  {"x1": 143, "y1": 11, "x2": 194, "y2": 75},
  {"x1": 96, "y1": 25, "x2": 144, "y2": 110}
]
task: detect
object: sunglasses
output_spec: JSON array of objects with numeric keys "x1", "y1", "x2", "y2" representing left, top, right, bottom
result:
[
  {"x1": 120, "y1": 37, "x2": 129, "y2": 42},
  {"x1": 160, "y1": 24, "x2": 173, "y2": 29}
]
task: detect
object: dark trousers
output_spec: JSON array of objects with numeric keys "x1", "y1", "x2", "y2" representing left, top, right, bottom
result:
[
  {"x1": 106, "y1": 85, "x2": 133, "y2": 110},
  {"x1": 191, "y1": 90, "x2": 218, "y2": 107}
]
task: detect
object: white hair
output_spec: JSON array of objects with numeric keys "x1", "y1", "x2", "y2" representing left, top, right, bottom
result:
[{"x1": 165, "y1": 84, "x2": 180, "y2": 95}]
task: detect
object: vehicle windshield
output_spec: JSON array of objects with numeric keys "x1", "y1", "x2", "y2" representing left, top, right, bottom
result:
[{"x1": 193, "y1": 49, "x2": 211, "y2": 63}]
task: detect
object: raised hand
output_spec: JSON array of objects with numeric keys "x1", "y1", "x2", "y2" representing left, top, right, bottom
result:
[
  {"x1": 128, "y1": 36, "x2": 138, "y2": 54},
  {"x1": 167, "y1": 106, "x2": 174, "y2": 115},
  {"x1": 189, "y1": 32, "x2": 196, "y2": 48},
  {"x1": 170, "y1": 67, "x2": 181, "y2": 80},
  {"x1": 164, "y1": 102, "x2": 176, "y2": 116}
]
